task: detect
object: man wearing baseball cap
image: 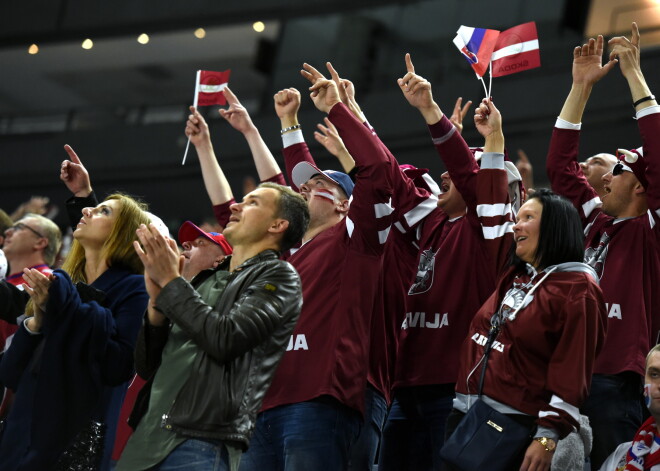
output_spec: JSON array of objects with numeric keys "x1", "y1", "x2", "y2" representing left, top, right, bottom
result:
[{"x1": 178, "y1": 221, "x2": 232, "y2": 281}]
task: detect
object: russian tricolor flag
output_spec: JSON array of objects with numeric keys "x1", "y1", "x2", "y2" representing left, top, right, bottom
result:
[{"x1": 453, "y1": 26, "x2": 500, "y2": 77}]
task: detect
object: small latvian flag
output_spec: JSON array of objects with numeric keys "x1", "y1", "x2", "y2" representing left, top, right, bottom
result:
[
  {"x1": 196, "y1": 70, "x2": 231, "y2": 106},
  {"x1": 491, "y1": 22, "x2": 540, "y2": 78}
]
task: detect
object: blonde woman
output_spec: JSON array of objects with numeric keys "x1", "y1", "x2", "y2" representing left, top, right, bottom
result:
[{"x1": 0, "y1": 194, "x2": 150, "y2": 471}]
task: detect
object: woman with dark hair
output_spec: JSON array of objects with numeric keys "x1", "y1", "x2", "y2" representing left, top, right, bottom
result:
[
  {"x1": 0, "y1": 193, "x2": 150, "y2": 471},
  {"x1": 444, "y1": 189, "x2": 608, "y2": 471}
]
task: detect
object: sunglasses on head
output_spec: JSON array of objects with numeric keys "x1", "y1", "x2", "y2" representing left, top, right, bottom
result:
[{"x1": 612, "y1": 163, "x2": 626, "y2": 176}]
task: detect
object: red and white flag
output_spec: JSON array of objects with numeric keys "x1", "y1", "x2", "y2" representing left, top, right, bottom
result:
[
  {"x1": 491, "y1": 22, "x2": 540, "y2": 78},
  {"x1": 196, "y1": 69, "x2": 231, "y2": 106}
]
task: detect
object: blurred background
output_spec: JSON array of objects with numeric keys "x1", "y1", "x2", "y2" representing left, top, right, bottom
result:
[{"x1": 1, "y1": 0, "x2": 658, "y2": 231}]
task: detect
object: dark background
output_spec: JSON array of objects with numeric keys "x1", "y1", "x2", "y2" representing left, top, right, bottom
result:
[{"x1": 0, "y1": 0, "x2": 655, "y2": 232}]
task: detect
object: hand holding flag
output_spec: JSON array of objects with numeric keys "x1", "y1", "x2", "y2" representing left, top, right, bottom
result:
[{"x1": 182, "y1": 69, "x2": 230, "y2": 165}]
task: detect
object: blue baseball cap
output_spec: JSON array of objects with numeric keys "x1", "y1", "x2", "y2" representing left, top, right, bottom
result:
[{"x1": 292, "y1": 161, "x2": 354, "y2": 199}]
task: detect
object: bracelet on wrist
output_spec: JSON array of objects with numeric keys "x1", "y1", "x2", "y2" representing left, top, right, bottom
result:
[
  {"x1": 281, "y1": 124, "x2": 301, "y2": 135},
  {"x1": 634, "y1": 95, "x2": 655, "y2": 108}
]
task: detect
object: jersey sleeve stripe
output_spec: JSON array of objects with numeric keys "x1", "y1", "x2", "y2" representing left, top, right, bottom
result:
[
  {"x1": 346, "y1": 216, "x2": 355, "y2": 238},
  {"x1": 404, "y1": 198, "x2": 438, "y2": 227},
  {"x1": 378, "y1": 227, "x2": 391, "y2": 244},
  {"x1": 431, "y1": 126, "x2": 456, "y2": 145},
  {"x1": 481, "y1": 223, "x2": 514, "y2": 240},
  {"x1": 374, "y1": 199, "x2": 394, "y2": 218},
  {"x1": 476, "y1": 203, "x2": 512, "y2": 218},
  {"x1": 637, "y1": 105, "x2": 660, "y2": 119}
]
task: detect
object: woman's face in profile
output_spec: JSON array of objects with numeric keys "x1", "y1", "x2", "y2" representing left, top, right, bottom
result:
[
  {"x1": 512, "y1": 198, "x2": 542, "y2": 267},
  {"x1": 74, "y1": 199, "x2": 120, "y2": 248}
]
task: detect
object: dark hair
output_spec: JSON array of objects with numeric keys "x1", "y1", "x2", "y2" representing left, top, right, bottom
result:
[
  {"x1": 510, "y1": 188, "x2": 584, "y2": 270},
  {"x1": 259, "y1": 183, "x2": 310, "y2": 252}
]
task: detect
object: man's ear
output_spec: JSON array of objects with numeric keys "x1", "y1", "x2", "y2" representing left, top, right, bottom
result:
[
  {"x1": 634, "y1": 181, "x2": 646, "y2": 196},
  {"x1": 34, "y1": 238, "x2": 48, "y2": 252},
  {"x1": 336, "y1": 198, "x2": 350, "y2": 214},
  {"x1": 268, "y1": 218, "x2": 290, "y2": 235}
]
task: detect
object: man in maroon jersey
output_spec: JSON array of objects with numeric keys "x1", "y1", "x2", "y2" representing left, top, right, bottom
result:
[
  {"x1": 237, "y1": 74, "x2": 395, "y2": 471},
  {"x1": 378, "y1": 54, "x2": 517, "y2": 471},
  {"x1": 545, "y1": 24, "x2": 660, "y2": 469}
]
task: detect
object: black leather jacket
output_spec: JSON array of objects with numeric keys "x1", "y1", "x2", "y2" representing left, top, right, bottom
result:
[{"x1": 131, "y1": 250, "x2": 302, "y2": 449}]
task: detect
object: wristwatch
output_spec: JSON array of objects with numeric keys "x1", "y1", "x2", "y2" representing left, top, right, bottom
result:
[{"x1": 535, "y1": 437, "x2": 557, "y2": 452}]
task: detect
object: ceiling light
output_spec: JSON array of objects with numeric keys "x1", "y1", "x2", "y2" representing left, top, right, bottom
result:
[
  {"x1": 137, "y1": 33, "x2": 149, "y2": 44},
  {"x1": 253, "y1": 21, "x2": 265, "y2": 33},
  {"x1": 194, "y1": 28, "x2": 206, "y2": 39},
  {"x1": 28, "y1": 44, "x2": 39, "y2": 55},
  {"x1": 82, "y1": 39, "x2": 93, "y2": 50}
]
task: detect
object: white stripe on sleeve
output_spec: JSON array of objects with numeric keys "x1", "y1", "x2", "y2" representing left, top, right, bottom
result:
[
  {"x1": 431, "y1": 126, "x2": 456, "y2": 145},
  {"x1": 378, "y1": 226, "x2": 391, "y2": 244},
  {"x1": 346, "y1": 216, "x2": 355, "y2": 238},
  {"x1": 404, "y1": 197, "x2": 438, "y2": 228},
  {"x1": 481, "y1": 223, "x2": 513, "y2": 240},
  {"x1": 476, "y1": 203, "x2": 512, "y2": 218},
  {"x1": 374, "y1": 198, "x2": 394, "y2": 219}
]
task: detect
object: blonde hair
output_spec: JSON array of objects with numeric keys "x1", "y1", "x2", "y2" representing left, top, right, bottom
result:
[
  {"x1": 26, "y1": 194, "x2": 149, "y2": 317},
  {"x1": 62, "y1": 194, "x2": 150, "y2": 283}
]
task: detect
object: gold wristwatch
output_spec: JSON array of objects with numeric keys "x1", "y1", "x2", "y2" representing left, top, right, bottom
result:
[{"x1": 535, "y1": 437, "x2": 557, "y2": 452}]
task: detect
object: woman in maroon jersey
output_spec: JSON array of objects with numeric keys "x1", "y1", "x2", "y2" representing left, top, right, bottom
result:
[{"x1": 445, "y1": 189, "x2": 607, "y2": 471}]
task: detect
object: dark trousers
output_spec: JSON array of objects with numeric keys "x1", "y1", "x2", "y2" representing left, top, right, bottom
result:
[
  {"x1": 581, "y1": 372, "x2": 644, "y2": 470},
  {"x1": 378, "y1": 384, "x2": 454, "y2": 471}
]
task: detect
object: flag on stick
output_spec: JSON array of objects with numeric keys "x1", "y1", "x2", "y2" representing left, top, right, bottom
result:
[
  {"x1": 182, "y1": 69, "x2": 231, "y2": 165},
  {"x1": 453, "y1": 26, "x2": 500, "y2": 78},
  {"x1": 491, "y1": 22, "x2": 540, "y2": 78},
  {"x1": 197, "y1": 69, "x2": 231, "y2": 106}
]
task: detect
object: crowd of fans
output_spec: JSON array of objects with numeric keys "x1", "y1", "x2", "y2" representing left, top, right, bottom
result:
[{"x1": 0, "y1": 22, "x2": 658, "y2": 471}]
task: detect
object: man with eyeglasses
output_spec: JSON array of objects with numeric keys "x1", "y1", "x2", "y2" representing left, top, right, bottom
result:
[
  {"x1": 0, "y1": 214, "x2": 62, "y2": 350},
  {"x1": 545, "y1": 24, "x2": 660, "y2": 469}
]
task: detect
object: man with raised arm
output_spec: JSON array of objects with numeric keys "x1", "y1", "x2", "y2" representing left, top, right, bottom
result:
[
  {"x1": 376, "y1": 55, "x2": 517, "y2": 471},
  {"x1": 237, "y1": 74, "x2": 395, "y2": 471},
  {"x1": 546, "y1": 24, "x2": 660, "y2": 469}
]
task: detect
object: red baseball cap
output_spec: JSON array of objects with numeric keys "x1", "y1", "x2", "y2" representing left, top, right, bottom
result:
[{"x1": 178, "y1": 221, "x2": 232, "y2": 255}]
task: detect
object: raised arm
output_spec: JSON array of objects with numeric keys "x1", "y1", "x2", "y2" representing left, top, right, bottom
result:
[
  {"x1": 547, "y1": 36, "x2": 617, "y2": 222},
  {"x1": 186, "y1": 106, "x2": 234, "y2": 206},
  {"x1": 610, "y1": 23, "x2": 660, "y2": 213},
  {"x1": 274, "y1": 88, "x2": 314, "y2": 189},
  {"x1": 219, "y1": 87, "x2": 282, "y2": 182},
  {"x1": 60, "y1": 145, "x2": 99, "y2": 230},
  {"x1": 397, "y1": 53, "x2": 480, "y2": 207}
]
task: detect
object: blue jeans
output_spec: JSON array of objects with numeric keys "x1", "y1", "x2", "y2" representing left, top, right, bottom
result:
[
  {"x1": 349, "y1": 385, "x2": 388, "y2": 470},
  {"x1": 151, "y1": 439, "x2": 237, "y2": 471},
  {"x1": 239, "y1": 397, "x2": 361, "y2": 471},
  {"x1": 378, "y1": 385, "x2": 454, "y2": 471},
  {"x1": 581, "y1": 373, "x2": 644, "y2": 470}
]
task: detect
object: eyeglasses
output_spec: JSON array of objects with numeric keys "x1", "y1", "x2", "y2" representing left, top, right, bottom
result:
[
  {"x1": 4, "y1": 222, "x2": 44, "y2": 238},
  {"x1": 612, "y1": 163, "x2": 625, "y2": 176}
]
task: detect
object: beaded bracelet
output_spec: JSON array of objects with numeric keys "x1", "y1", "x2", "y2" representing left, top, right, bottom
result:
[{"x1": 280, "y1": 124, "x2": 301, "y2": 135}]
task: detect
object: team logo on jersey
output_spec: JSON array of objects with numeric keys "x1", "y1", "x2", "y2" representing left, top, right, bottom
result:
[
  {"x1": 584, "y1": 232, "x2": 610, "y2": 278},
  {"x1": 408, "y1": 249, "x2": 437, "y2": 295},
  {"x1": 495, "y1": 286, "x2": 533, "y2": 323}
]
